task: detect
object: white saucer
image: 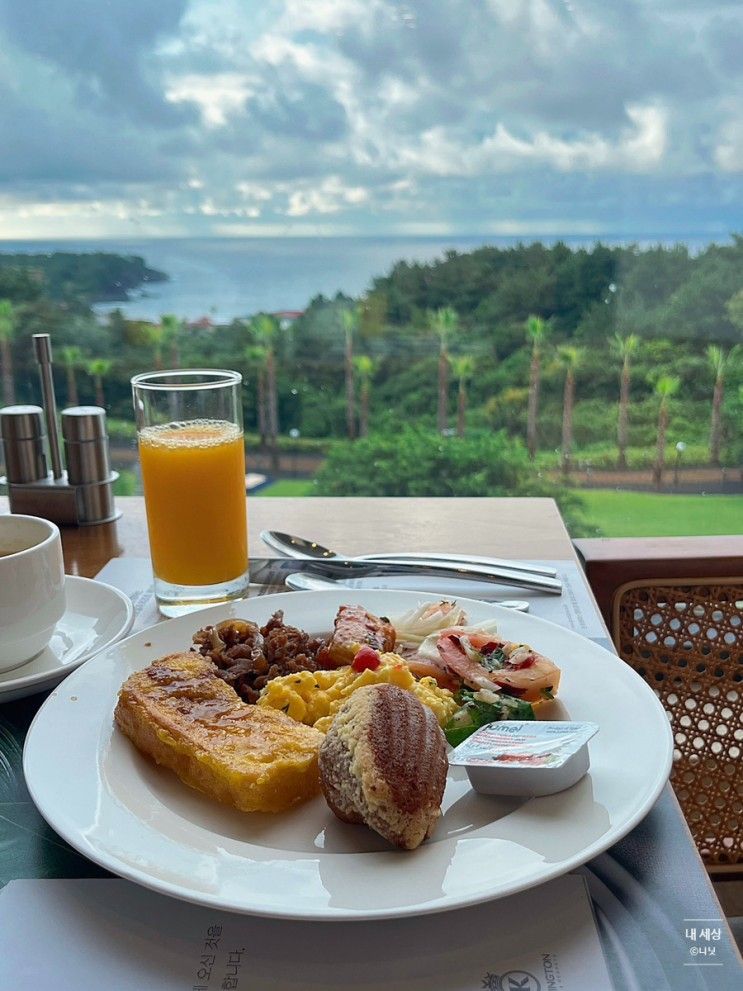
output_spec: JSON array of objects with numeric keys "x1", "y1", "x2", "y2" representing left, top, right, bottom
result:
[{"x1": 0, "y1": 575, "x2": 134, "y2": 703}]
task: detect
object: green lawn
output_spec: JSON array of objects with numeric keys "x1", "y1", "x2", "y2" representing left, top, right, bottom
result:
[
  {"x1": 574, "y1": 489, "x2": 743, "y2": 537},
  {"x1": 254, "y1": 479, "x2": 315, "y2": 497}
]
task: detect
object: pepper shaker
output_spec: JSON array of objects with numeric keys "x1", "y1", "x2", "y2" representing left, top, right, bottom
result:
[{"x1": 61, "y1": 406, "x2": 120, "y2": 524}]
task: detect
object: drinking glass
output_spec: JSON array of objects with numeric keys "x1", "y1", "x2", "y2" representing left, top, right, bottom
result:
[{"x1": 131, "y1": 370, "x2": 249, "y2": 616}]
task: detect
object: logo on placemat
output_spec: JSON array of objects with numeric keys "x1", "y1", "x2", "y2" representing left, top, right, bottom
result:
[{"x1": 481, "y1": 971, "x2": 541, "y2": 991}]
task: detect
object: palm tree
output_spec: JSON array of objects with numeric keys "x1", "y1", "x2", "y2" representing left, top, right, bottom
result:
[
  {"x1": 145, "y1": 323, "x2": 166, "y2": 369},
  {"x1": 59, "y1": 345, "x2": 83, "y2": 407},
  {"x1": 0, "y1": 299, "x2": 17, "y2": 405},
  {"x1": 450, "y1": 355, "x2": 475, "y2": 438},
  {"x1": 341, "y1": 305, "x2": 358, "y2": 440},
  {"x1": 353, "y1": 355, "x2": 376, "y2": 437},
  {"x1": 250, "y1": 314, "x2": 280, "y2": 469},
  {"x1": 706, "y1": 345, "x2": 729, "y2": 466},
  {"x1": 652, "y1": 375, "x2": 680, "y2": 489},
  {"x1": 557, "y1": 345, "x2": 584, "y2": 478},
  {"x1": 428, "y1": 306, "x2": 458, "y2": 433},
  {"x1": 525, "y1": 315, "x2": 549, "y2": 459},
  {"x1": 611, "y1": 333, "x2": 640, "y2": 470},
  {"x1": 160, "y1": 314, "x2": 182, "y2": 367},
  {"x1": 725, "y1": 288, "x2": 743, "y2": 335},
  {"x1": 86, "y1": 358, "x2": 113, "y2": 408},
  {"x1": 245, "y1": 344, "x2": 269, "y2": 445}
]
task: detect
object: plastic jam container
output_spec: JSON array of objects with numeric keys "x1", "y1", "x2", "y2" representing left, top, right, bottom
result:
[{"x1": 449, "y1": 721, "x2": 599, "y2": 797}]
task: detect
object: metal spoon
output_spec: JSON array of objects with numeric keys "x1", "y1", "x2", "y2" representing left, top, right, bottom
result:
[
  {"x1": 260, "y1": 530, "x2": 558, "y2": 578},
  {"x1": 283, "y1": 570, "x2": 530, "y2": 611}
]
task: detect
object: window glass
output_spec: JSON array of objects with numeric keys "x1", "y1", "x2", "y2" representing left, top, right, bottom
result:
[{"x1": 1, "y1": 1, "x2": 741, "y2": 537}]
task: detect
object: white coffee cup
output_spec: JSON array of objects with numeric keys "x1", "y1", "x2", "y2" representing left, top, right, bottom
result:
[{"x1": 0, "y1": 514, "x2": 66, "y2": 672}]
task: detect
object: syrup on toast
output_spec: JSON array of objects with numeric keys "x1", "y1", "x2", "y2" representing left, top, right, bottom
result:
[{"x1": 115, "y1": 653, "x2": 323, "y2": 813}]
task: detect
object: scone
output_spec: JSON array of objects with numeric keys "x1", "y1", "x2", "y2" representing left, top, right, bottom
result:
[
  {"x1": 115, "y1": 653, "x2": 323, "y2": 813},
  {"x1": 318, "y1": 683, "x2": 447, "y2": 849}
]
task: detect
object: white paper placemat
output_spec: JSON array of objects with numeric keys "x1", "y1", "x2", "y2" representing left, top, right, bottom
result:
[{"x1": 0, "y1": 875, "x2": 613, "y2": 990}]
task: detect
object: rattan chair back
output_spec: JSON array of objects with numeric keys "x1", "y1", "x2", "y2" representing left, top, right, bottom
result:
[{"x1": 613, "y1": 578, "x2": 743, "y2": 876}]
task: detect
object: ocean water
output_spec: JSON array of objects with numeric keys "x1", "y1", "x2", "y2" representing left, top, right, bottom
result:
[{"x1": 0, "y1": 233, "x2": 721, "y2": 322}]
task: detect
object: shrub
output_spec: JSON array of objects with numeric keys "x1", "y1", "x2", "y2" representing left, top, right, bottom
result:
[
  {"x1": 107, "y1": 418, "x2": 137, "y2": 442},
  {"x1": 313, "y1": 428, "x2": 594, "y2": 534}
]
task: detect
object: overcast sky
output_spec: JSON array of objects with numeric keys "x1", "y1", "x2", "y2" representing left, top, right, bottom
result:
[{"x1": 1, "y1": 0, "x2": 742, "y2": 239}]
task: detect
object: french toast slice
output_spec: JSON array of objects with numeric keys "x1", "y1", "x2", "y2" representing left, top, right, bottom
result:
[{"x1": 115, "y1": 653, "x2": 323, "y2": 813}]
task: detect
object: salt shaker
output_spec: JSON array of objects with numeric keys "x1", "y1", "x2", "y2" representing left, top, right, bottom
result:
[
  {"x1": 61, "y1": 406, "x2": 119, "y2": 524},
  {"x1": 0, "y1": 405, "x2": 48, "y2": 485}
]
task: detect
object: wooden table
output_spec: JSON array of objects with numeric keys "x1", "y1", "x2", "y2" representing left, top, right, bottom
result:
[
  {"x1": 1, "y1": 495, "x2": 741, "y2": 988},
  {"x1": 0, "y1": 496, "x2": 572, "y2": 578}
]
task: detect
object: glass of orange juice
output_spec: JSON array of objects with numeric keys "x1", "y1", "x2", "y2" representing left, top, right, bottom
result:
[{"x1": 131, "y1": 369, "x2": 249, "y2": 616}]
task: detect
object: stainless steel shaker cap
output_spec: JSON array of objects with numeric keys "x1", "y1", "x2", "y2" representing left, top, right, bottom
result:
[
  {"x1": 0, "y1": 405, "x2": 45, "y2": 440},
  {"x1": 61, "y1": 406, "x2": 108, "y2": 442}
]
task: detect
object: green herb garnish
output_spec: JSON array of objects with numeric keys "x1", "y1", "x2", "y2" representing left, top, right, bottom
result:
[
  {"x1": 481, "y1": 648, "x2": 506, "y2": 672},
  {"x1": 444, "y1": 689, "x2": 535, "y2": 747}
]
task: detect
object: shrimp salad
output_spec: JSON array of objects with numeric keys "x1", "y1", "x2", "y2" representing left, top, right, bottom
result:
[
  {"x1": 392, "y1": 600, "x2": 561, "y2": 746},
  {"x1": 202, "y1": 599, "x2": 562, "y2": 749}
]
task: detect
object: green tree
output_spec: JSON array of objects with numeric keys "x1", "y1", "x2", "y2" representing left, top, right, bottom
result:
[
  {"x1": 611, "y1": 333, "x2": 641, "y2": 470},
  {"x1": 250, "y1": 314, "x2": 280, "y2": 469},
  {"x1": 128, "y1": 320, "x2": 166, "y2": 368},
  {"x1": 353, "y1": 354, "x2": 376, "y2": 438},
  {"x1": 525, "y1": 315, "x2": 549, "y2": 459},
  {"x1": 428, "y1": 306, "x2": 458, "y2": 433},
  {"x1": 59, "y1": 345, "x2": 83, "y2": 407},
  {"x1": 727, "y1": 383, "x2": 743, "y2": 465},
  {"x1": 451, "y1": 355, "x2": 475, "y2": 438},
  {"x1": 706, "y1": 345, "x2": 731, "y2": 466},
  {"x1": 160, "y1": 314, "x2": 182, "y2": 367},
  {"x1": 341, "y1": 304, "x2": 358, "y2": 439},
  {"x1": 486, "y1": 387, "x2": 528, "y2": 434},
  {"x1": 86, "y1": 358, "x2": 113, "y2": 408},
  {"x1": 245, "y1": 344, "x2": 269, "y2": 445},
  {"x1": 556, "y1": 345, "x2": 584, "y2": 478},
  {"x1": 652, "y1": 375, "x2": 681, "y2": 489},
  {"x1": 726, "y1": 288, "x2": 743, "y2": 336},
  {"x1": 146, "y1": 323, "x2": 166, "y2": 369},
  {"x1": 0, "y1": 299, "x2": 16, "y2": 405}
]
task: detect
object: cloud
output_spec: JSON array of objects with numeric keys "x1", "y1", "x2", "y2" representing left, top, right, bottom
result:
[
  {"x1": 286, "y1": 177, "x2": 370, "y2": 216},
  {"x1": 715, "y1": 119, "x2": 743, "y2": 173},
  {"x1": 0, "y1": 75, "x2": 181, "y2": 184},
  {"x1": 0, "y1": 0, "x2": 741, "y2": 237},
  {"x1": 0, "y1": 0, "x2": 192, "y2": 125},
  {"x1": 165, "y1": 72, "x2": 252, "y2": 127},
  {"x1": 384, "y1": 102, "x2": 669, "y2": 178}
]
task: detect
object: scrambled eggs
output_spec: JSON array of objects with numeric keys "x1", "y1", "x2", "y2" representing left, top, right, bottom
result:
[{"x1": 258, "y1": 653, "x2": 459, "y2": 732}]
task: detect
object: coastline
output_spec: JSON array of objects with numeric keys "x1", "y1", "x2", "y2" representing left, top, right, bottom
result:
[{"x1": 1, "y1": 232, "x2": 734, "y2": 321}]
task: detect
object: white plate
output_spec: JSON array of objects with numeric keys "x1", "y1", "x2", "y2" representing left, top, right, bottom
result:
[
  {"x1": 23, "y1": 589, "x2": 673, "y2": 921},
  {"x1": 0, "y1": 575, "x2": 134, "y2": 703}
]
